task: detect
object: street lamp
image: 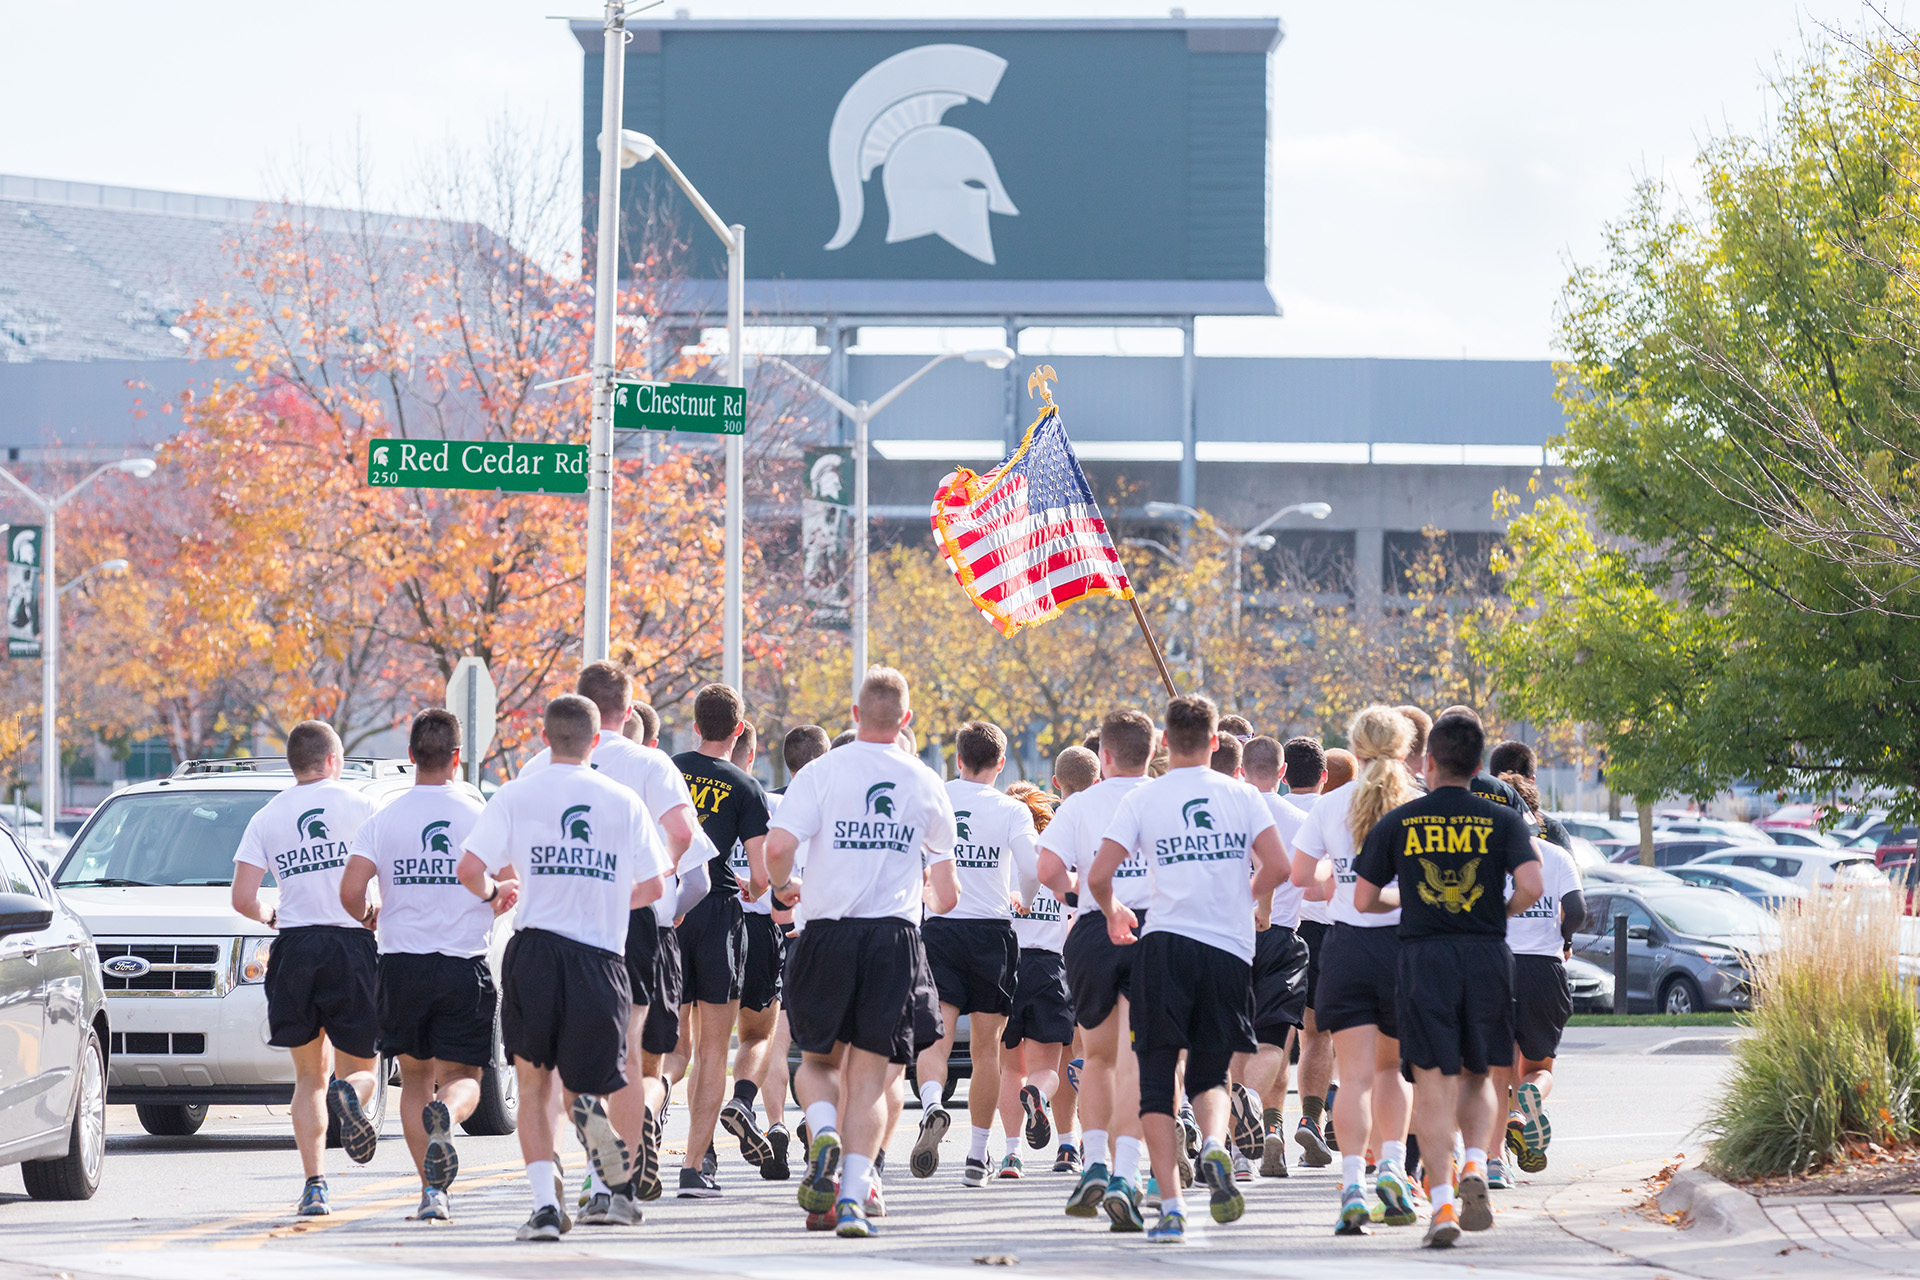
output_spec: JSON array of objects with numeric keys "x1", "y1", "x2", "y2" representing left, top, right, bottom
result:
[
  {"x1": 760, "y1": 347, "x2": 1015, "y2": 702},
  {"x1": 58, "y1": 559, "x2": 130, "y2": 599},
  {"x1": 0, "y1": 458, "x2": 156, "y2": 818}
]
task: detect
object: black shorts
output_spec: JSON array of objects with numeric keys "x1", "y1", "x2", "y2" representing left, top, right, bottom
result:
[
  {"x1": 1001, "y1": 949, "x2": 1074, "y2": 1047},
  {"x1": 676, "y1": 893, "x2": 746, "y2": 1006},
  {"x1": 626, "y1": 907, "x2": 683, "y2": 1056},
  {"x1": 741, "y1": 912, "x2": 787, "y2": 1013},
  {"x1": 1252, "y1": 925, "x2": 1310, "y2": 1046},
  {"x1": 1314, "y1": 922, "x2": 1402, "y2": 1038},
  {"x1": 922, "y1": 916, "x2": 1018, "y2": 1016},
  {"x1": 1063, "y1": 906, "x2": 1146, "y2": 1030},
  {"x1": 785, "y1": 916, "x2": 930, "y2": 1065},
  {"x1": 1128, "y1": 930, "x2": 1255, "y2": 1055},
  {"x1": 1512, "y1": 953, "x2": 1572, "y2": 1063},
  {"x1": 501, "y1": 927, "x2": 631, "y2": 1096},
  {"x1": 1298, "y1": 918, "x2": 1329, "y2": 1013},
  {"x1": 265, "y1": 926, "x2": 378, "y2": 1058},
  {"x1": 377, "y1": 951, "x2": 496, "y2": 1067},
  {"x1": 1396, "y1": 935, "x2": 1515, "y2": 1076}
]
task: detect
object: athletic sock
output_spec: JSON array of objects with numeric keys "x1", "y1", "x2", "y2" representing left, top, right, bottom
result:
[
  {"x1": 1381, "y1": 1140, "x2": 1407, "y2": 1169},
  {"x1": 527, "y1": 1160, "x2": 558, "y2": 1211},
  {"x1": 1113, "y1": 1135, "x2": 1143, "y2": 1180},
  {"x1": 1429, "y1": 1181, "x2": 1456, "y2": 1212},
  {"x1": 1082, "y1": 1128, "x2": 1109, "y2": 1166},
  {"x1": 733, "y1": 1080, "x2": 758, "y2": 1107},
  {"x1": 587, "y1": 1170, "x2": 610, "y2": 1197},
  {"x1": 1163, "y1": 1191, "x2": 1186, "y2": 1217},
  {"x1": 1464, "y1": 1146, "x2": 1486, "y2": 1171},
  {"x1": 919, "y1": 1080, "x2": 943, "y2": 1112},
  {"x1": 841, "y1": 1153, "x2": 872, "y2": 1205},
  {"x1": 804, "y1": 1100, "x2": 838, "y2": 1140},
  {"x1": 1341, "y1": 1154, "x2": 1364, "y2": 1188},
  {"x1": 1262, "y1": 1106, "x2": 1284, "y2": 1133},
  {"x1": 969, "y1": 1126, "x2": 992, "y2": 1162}
]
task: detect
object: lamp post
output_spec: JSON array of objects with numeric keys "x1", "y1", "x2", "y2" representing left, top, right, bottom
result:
[
  {"x1": 759, "y1": 347, "x2": 1015, "y2": 702},
  {"x1": 0, "y1": 460, "x2": 156, "y2": 817}
]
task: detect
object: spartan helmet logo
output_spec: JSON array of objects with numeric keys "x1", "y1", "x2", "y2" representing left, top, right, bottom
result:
[
  {"x1": 1181, "y1": 799, "x2": 1215, "y2": 831},
  {"x1": 297, "y1": 808, "x2": 330, "y2": 842},
  {"x1": 561, "y1": 805, "x2": 593, "y2": 844},
  {"x1": 824, "y1": 44, "x2": 1020, "y2": 265},
  {"x1": 809, "y1": 452, "x2": 844, "y2": 502},
  {"x1": 954, "y1": 811, "x2": 972, "y2": 842},
  {"x1": 421, "y1": 820, "x2": 452, "y2": 857},
  {"x1": 865, "y1": 782, "x2": 898, "y2": 818}
]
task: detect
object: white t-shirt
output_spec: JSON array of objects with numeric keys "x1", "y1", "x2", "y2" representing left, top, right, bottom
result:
[
  {"x1": 1013, "y1": 883, "x2": 1072, "y2": 952},
  {"x1": 1102, "y1": 766, "x2": 1276, "y2": 964},
  {"x1": 1291, "y1": 781, "x2": 1399, "y2": 929},
  {"x1": 463, "y1": 762, "x2": 671, "y2": 954},
  {"x1": 944, "y1": 778, "x2": 1040, "y2": 922},
  {"x1": 1261, "y1": 792, "x2": 1309, "y2": 930},
  {"x1": 233, "y1": 779, "x2": 381, "y2": 930},
  {"x1": 1287, "y1": 791, "x2": 1334, "y2": 925},
  {"x1": 1038, "y1": 775, "x2": 1152, "y2": 914},
  {"x1": 346, "y1": 783, "x2": 493, "y2": 958},
  {"x1": 1507, "y1": 837, "x2": 1582, "y2": 957},
  {"x1": 522, "y1": 731, "x2": 692, "y2": 825},
  {"x1": 733, "y1": 790, "x2": 782, "y2": 916},
  {"x1": 770, "y1": 741, "x2": 956, "y2": 924}
]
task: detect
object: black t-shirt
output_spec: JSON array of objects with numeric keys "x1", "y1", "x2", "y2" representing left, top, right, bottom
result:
[
  {"x1": 1471, "y1": 771, "x2": 1525, "y2": 812},
  {"x1": 1537, "y1": 811, "x2": 1573, "y2": 853},
  {"x1": 1352, "y1": 784, "x2": 1538, "y2": 941},
  {"x1": 674, "y1": 751, "x2": 772, "y2": 902}
]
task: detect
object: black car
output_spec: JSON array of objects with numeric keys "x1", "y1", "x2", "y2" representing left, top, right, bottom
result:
[
  {"x1": 0, "y1": 821, "x2": 108, "y2": 1198},
  {"x1": 1603, "y1": 836, "x2": 1742, "y2": 868}
]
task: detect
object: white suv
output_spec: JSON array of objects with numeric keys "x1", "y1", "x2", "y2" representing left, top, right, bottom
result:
[{"x1": 49, "y1": 757, "x2": 517, "y2": 1139}]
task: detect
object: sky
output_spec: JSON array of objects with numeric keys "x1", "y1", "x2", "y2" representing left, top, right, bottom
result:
[{"x1": 0, "y1": 0, "x2": 1899, "y2": 359}]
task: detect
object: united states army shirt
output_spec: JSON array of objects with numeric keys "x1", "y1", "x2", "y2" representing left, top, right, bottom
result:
[
  {"x1": 1351, "y1": 785, "x2": 1537, "y2": 942},
  {"x1": 233, "y1": 779, "x2": 380, "y2": 930}
]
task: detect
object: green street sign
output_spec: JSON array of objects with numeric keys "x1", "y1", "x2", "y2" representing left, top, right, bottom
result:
[
  {"x1": 612, "y1": 379, "x2": 745, "y2": 436},
  {"x1": 365, "y1": 439, "x2": 587, "y2": 494}
]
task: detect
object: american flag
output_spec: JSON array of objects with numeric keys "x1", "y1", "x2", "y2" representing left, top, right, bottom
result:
[{"x1": 930, "y1": 407, "x2": 1134, "y2": 637}]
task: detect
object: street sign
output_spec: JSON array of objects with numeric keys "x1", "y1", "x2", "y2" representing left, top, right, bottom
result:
[
  {"x1": 4, "y1": 525, "x2": 42, "y2": 659},
  {"x1": 612, "y1": 379, "x2": 745, "y2": 436},
  {"x1": 445, "y1": 656, "x2": 498, "y2": 786},
  {"x1": 366, "y1": 439, "x2": 588, "y2": 494}
]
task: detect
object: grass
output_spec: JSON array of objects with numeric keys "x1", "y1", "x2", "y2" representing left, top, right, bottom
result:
[
  {"x1": 1567, "y1": 1012, "x2": 1743, "y2": 1027},
  {"x1": 1703, "y1": 888, "x2": 1920, "y2": 1180}
]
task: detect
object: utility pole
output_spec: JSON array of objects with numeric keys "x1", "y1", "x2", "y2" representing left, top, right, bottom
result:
[{"x1": 583, "y1": 0, "x2": 627, "y2": 663}]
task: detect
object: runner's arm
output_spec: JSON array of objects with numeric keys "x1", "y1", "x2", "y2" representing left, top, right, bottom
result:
[
  {"x1": 744, "y1": 834, "x2": 769, "y2": 903},
  {"x1": 658, "y1": 803, "x2": 697, "y2": 869},
  {"x1": 630, "y1": 873, "x2": 666, "y2": 909},
  {"x1": 1353, "y1": 871, "x2": 1399, "y2": 913},
  {"x1": 765, "y1": 827, "x2": 801, "y2": 899},
  {"x1": 1036, "y1": 847, "x2": 1074, "y2": 903},
  {"x1": 338, "y1": 854, "x2": 379, "y2": 926},
  {"x1": 1088, "y1": 838, "x2": 1139, "y2": 944},
  {"x1": 1249, "y1": 827, "x2": 1289, "y2": 899},
  {"x1": 231, "y1": 861, "x2": 275, "y2": 928},
  {"x1": 1560, "y1": 888, "x2": 1586, "y2": 951},
  {"x1": 1505, "y1": 859, "x2": 1543, "y2": 918},
  {"x1": 926, "y1": 858, "x2": 960, "y2": 915}
]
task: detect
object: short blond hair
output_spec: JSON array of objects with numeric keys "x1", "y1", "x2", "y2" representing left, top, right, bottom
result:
[
  {"x1": 1053, "y1": 745, "x2": 1099, "y2": 796},
  {"x1": 857, "y1": 665, "x2": 910, "y2": 734}
]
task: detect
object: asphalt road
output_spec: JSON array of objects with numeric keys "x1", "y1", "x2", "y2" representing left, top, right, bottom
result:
[{"x1": 0, "y1": 1027, "x2": 1735, "y2": 1280}]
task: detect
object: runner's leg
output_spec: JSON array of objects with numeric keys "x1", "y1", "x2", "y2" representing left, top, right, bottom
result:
[{"x1": 289, "y1": 1036, "x2": 333, "y2": 1179}]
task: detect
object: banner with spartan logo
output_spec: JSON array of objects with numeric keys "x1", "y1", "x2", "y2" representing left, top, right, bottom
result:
[
  {"x1": 4, "y1": 525, "x2": 42, "y2": 659},
  {"x1": 803, "y1": 447, "x2": 852, "y2": 630}
]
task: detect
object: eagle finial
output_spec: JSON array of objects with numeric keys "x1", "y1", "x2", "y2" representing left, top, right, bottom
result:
[{"x1": 1026, "y1": 364, "x2": 1058, "y2": 405}]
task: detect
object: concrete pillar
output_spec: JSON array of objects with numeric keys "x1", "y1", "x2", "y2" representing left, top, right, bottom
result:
[
  {"x1": 1004, "y1": 315, "x2": 1021, "y2": 452},
  {"x1": 828, "y1": 320, "x2": 849, "y2": 447},
  {"x1": 1179, "y1": 316, "x2": 1197, "y2": 512},
  {"x1": 1354, "y1": 526, "x2": 1384, "y2": 619}
]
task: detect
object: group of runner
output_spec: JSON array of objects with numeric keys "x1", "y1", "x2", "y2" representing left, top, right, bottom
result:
[{"x1": 230, "y1": 663, "x2": 1583, "y2": 1247}]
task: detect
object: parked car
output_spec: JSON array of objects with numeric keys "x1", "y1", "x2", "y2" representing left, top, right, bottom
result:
[
  {"x1": 0, "y1": 820, "x2": 109, "y2": 1199},
  {"x1": 50, "y1": 756, "x2": 517, "y2": 1139},
  {"x1": 1573, "y1": 885, "x2": 1776, "y2": 1014},
  {"x1": 1654, "y1": 816, "x2": 1774, "y2": 845},
  {"x1": 1756, "y1": 802, "x2": 1829, "y2": 832},
  {"x1": 1668, "y1": 863, "x2": 1807, "y2": 910},
  {"x1": 1870, "y1": 826, "x2": 1918, "y2": 869},
  {"x1": 1582, "y1": 864, "x2": 1684, "y2": 887},
  {"x1": 1551, "y1": 813, "x2": 1640, "y2": 845},
  {"x1": 1763, "y1": 828, "x2": 1842, "y2": 849},
  {"x1": 1564, "y1": 955, "x2": 1615, "y2": 1013},
  {"x1": 1881, "y1": 859, "x2": 1919, "y2": 915},
  {"x1": 1605, "y1": 835, "x2": 1742, "y2": 868},
  {"x1": 1681, "y1": 845, "x2": 1891, "y2": 891}
]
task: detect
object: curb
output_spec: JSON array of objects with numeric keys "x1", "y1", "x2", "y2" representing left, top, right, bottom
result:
[{"x1": 1657, "y1": 1166, "x2": 1777, "y2": 1236}]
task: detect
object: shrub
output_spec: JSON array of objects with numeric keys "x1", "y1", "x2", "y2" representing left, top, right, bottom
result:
[{"x1": 1704, "y1": 888, "x2": 1920, "y2": 1180}]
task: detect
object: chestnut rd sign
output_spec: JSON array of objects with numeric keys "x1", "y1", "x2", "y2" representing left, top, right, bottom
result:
[
  {"x1": 612, "y1": 378, "x2": 746, "y2": 435},
  {"x1": 365, "y1": 439, "x2": 588, "y2": 494}
]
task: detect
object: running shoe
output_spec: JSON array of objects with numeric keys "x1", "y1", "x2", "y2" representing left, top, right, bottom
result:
[
  {"x1": 1065, "y1": 1161, "x2": 1109, "y2": 1217},
  {"x1": 1487, "y1": 1156, "x2": 1513, "y2": 1190},
  {"x1": 677, "y1": 1167, "x2": 722, "y2": 1199},
  {"x1": 961, "y1": 1156, "x2": 989, "y2": 1187},
  {"x1": 1178, "y1": 1110, "x2": 1201, "y2": 1162},
  {"x1": 1233, "y1": 1150, "x2": 1253, "y2": 1182},
  {"x1": 833, "y1": 1196, "x2": 875, "y2": 1238},
  {"x1": 702, "y1": 1146, "x2": 719, "y2": 1178},
  {"x1": 1200, "y1": 1142, "x2": 1245, "y2": 1223},
  {"x1": 797, "y1": 1129, "x2": 843, "y2": 1213},
  {"x1": 1334, "y1": 1183, "x2": 1371, "y2": 1236},
  {"x1": 422, "y1": 1099, "x2": 458, "y2": 1191},
  {"x1": 1020, "y1": 1084, "x2": 1053, "y2": 1150},
  {"x1": 910, "y1": 1104, "x2": 951, "y2": 1179},
  {"x1": 1375, "y1": 1164, "x2": 1418, "y2": 1226},
  {"x1": 867, "y1": 1175, "x2": 887, "y2": 1218},
  {"x1": 998, "y1": 1153, "x2": 1024, "y2": 1179},
  {"x1": 1175, "y1": 1137, "x2": 1194, "y2": 1188},
  {"x1": 579, "y1": 1191, "x2": 614, "y2": 1225},
  {"x1": 516, "y1": 1205, "x2": 565, "y2": 1242},
  {"x1": 797, "y1": 1118, "x2": 810, "y2": 1151},
  {"x1": 1053, "y1": 1142, "x2": 1081, "y2": 1174},
  {"x1": 327, "y1": 1079, "x2": 378, "y2": 1165},
  {"x1": 635, "y1": 1106, "x2": 663, "y2": 1201},
  {"x1": 1229, "y1": 1083, "x2": 1262, "y2": 1158},
  {"x1": 763, "y1": 1123, "x2": 792, "y2": 1181},
  {"x1": 298, "y1": 1178, "x2": 330, "y2": 1217},
  {"x1": 1143, "y1": 1175, "x2": 1162, "y2": 1212},
  {"x1": 803, "y1": 1179, "x2": 838, "y2": 1231},
  {"x1": 1065, "y1": 1057, "x2": 1082, "y2": 1092},
  {"x1": 414, "y1": 1186, "x2": 450, "y2": 1222},
  {"x1": 721, "y1": 1097, "x2": 773, "y2": 1169},
  {"x1": 551, "y1": 1156, "x2": 573, "y2": 1233},
  {"x1": 1295, "y1": 1116, "x2": 1333, "y2": 1167},
  {"x1": 1457, "y1": 1162, "x2": 1493, "y2": 1232},
  {"x1": 569, "y1": 1094, "x2": 631, "y2": 1188},
  {"x1": 1423, "y1": 1202, "x2": 1461, "y2": 1248},
  {"x1": 1510, "y1": 1082, "x2": 1552, "y2": 1172},
  {"x1": 1146, "y1": 1209, "x2": 1187, "y2": 1243},
  {"x1": 1102, "y1": 1174, "x2": 1144, "y2": 1232},
  {"x1": 1260, "y1": 1127, "x2": 1291, "y2": 1178}
]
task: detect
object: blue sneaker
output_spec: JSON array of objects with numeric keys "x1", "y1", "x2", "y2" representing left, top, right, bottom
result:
[
  {"x1": 1102, "y1": 1175, "x2": 1144, "y2": 1232},
  {"x1": 1376, "y1": 1164, "x2": 1418, "y2": 1226},
  {"x1": 1065, "y1": 1058, "x2": 1083, "y2": 1093},
  {"x1": 833, "y1": 1196, "x2": 874, "y2": 1238},
  {"x1": 297, "y1": 1178, "x2": 330, "y2": 1216},
  {"x1": 1065, "y1": 1160, "x2": 1109, "y2": 1217},
  {"x1": 1146, "y1": 1209, "x2": 1186, "y2": 1243},
  {"x1": 1143, "y1": 1174, "x2": 1162, "y2": 1211},
  {"x1": 797, "y1": 1129, "x2": 842, "y2": 1214},
  {"x1": 1199, "y1": 1142, "x2": 1244, "y2": 1223},
  {"x1": 1334, "y1": 1183, "x2": 1371, "y2": 1236}
]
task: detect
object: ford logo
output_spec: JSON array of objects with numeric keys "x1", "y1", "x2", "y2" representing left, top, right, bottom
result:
[{"x1": 103, "y1": 955, "x2": 151, "y2": 979}]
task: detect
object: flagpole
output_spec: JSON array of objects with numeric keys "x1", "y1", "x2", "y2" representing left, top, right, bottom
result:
[{"x1": 1128, "y1": 596, "x2": 1179, "y2": 698}]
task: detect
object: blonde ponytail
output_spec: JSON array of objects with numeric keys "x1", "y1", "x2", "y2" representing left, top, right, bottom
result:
[{"x1": 1346, "y1": 704, "x2": 1417, "y2": 848}]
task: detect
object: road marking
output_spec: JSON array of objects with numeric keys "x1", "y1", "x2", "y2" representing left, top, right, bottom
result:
[
  {"x1": 1553, "y1": 1131, "x2": 1690, "y2": 1143},
  {"x1": 220, "y1": 1171, "x2": 526, "y2": 1249}
]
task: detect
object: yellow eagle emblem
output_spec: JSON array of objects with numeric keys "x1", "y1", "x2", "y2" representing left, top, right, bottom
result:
[{"x1": 1416, "y1": 856, "x2": 1484, "y2": 914}]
